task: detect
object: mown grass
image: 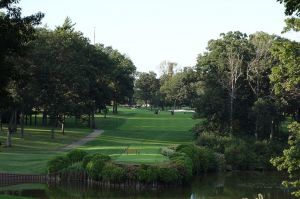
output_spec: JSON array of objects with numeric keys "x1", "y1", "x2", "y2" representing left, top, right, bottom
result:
[
  {"x1": 79, "y1": 108, "x2": 198, "y2": 164},
  {"x1": 0, "y1": 119, "x2": 91, "y2": 174},
  {"x1": 0, "y1": 195, "x2": 33, "y2": 199},
  {"x1": 0, "y1": 107, "x2": 198, "y2": 173}
]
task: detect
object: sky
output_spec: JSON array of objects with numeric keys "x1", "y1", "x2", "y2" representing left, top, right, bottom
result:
[{"x1": 19, "y1": 0, "x2": 298, "y2": 74}]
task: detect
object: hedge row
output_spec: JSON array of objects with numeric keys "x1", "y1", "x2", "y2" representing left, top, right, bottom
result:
[{"x1": 47, "y1": 144, "x2": 221, "y2": 185}]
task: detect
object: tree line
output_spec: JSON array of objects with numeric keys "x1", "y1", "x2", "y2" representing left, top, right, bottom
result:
[
  {"x1": 134, "y1": 60, "x2": 200, "y2": 111},
  {"x1": 0, "y1": 1, "x2": 136, "y2": 146}
]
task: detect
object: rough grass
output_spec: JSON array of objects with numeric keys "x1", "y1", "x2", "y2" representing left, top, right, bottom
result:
[{"x1": 79, "y1": 107, "x2": 198, "y2": 164}]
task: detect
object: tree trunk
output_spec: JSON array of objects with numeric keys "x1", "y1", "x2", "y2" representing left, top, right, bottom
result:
[
  {"x1": 34, "y1": 112, "x2": 37, "y2": 126},
  {"x1": 0, "y1": 113, "x2": 2, "y2": 133},
  {"x1": 13, "y1": 110, "x2": 17, "y2": 134},
  {"x1": 29, "y1": 114, "x2": 32, "y2": 126},
  {"x1": 173, "y1": 99, "x2": 177, "y2": 114},
  {"x1": 7, "y1": 110, "x2": 16, "y2": 147},
  {"x1": 88, "y1": 114, "x2": 91, "y2": 128},
  {"x1": 25, "y1": 114, "x2": 28, "y2": 125},
  {"x1": 270, "y1": 120, "x2": 274, "y2": 140},
  {"x1": 91, "y1": 109, "x2": 96, "y2": 129},
  {"x1": 254, "y1": 121, "x2": 258, "y2": 140},
  {"x1": 61, "y1": 115, "x2": 65, "y2": 135},
  {"x1": 7, "y1": 129, "x2": 12, "y2": 147},
  {"x1": 50, "y1": 114, "x2": 55, "y2": 139},
  {"x1": 51, "y1": 127, "x2": 55, "y2": 139},
  {"x1": 42, "y1": 112, "x2": 47, "y2": 126},
  {"x1": 229, "y1": 90, "x2": 234, "y2": 135},
  {"x1": 113, "y1": 99, "x2": 118, "y2": 114},
  {"x1": 20, "y1": 112, "x2": 24, "y2": 138}
]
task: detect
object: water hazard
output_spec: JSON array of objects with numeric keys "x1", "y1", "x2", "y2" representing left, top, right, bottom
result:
[{"x1": 0, "y1": 171, "x2": 296, "y2": 199}]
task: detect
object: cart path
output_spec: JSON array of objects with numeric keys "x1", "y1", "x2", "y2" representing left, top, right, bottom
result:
[{"x1": 61, "y1": 129, "x2": 104, "y2": 151}]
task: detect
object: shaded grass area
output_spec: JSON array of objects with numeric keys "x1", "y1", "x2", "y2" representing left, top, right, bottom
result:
[
  {"x1": 0, "y1": 123, "x2": 91, "y2": 174},
  {"x1": 80, "y1": 108, "x2": 198, "y2": 164},
  {"x1": 0, "y1": 195, "x2": 33, "y2": 199}
]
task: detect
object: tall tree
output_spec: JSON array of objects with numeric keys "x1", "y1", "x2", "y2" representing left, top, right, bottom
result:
[
  {"x1": 270, "y1": 39, "x2": 300, "y2": 121},
  {"x1": 135, "y1": 71, "x2": 159, "y2": 108},
  {"x1": 104, "y1": 47, "x2": 136, "y2": 114},
  {"x1": 196, "y1": 31, "x2": 253, "y2": 134},
  {"x1": 0, "y1": 0, "x2": 43, "y2": 146}
]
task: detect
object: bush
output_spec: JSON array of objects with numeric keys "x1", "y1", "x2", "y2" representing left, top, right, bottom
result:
[
  {"x1": 197, "y1": 146, "x2": 217, "y2": 172},
  {"x1": 176, "y1": 144, "x2": 217, "y2": 173},
  {"x1": 159, "y1": 166, "x2": 179, "y2": 183},
  {"x1": 160, "y1": 147, "x2": 175, "y2": 157},
  {"x1": 85, "y1": 154, "x2": 111, "y2": 180},
  {"x1": 196, "y1": 132, "x2": 234, "y2": 153},
  {"x1": 176, "y1": 144, "x2": 200, "y2": 173},
  {"x1": 224, "y1": 140, "x2": 256, "y2": 170},
  {"x1": 67, "y1": 149, "x2": 88, "y2": 163},
  {"x1": 170, "y1": 153, "x2": 193, "y2": 181},
  {"x1": 82, "y1": 154, "x2": 94, "y2": 169},
  {"x1": 63, "y1": 162, "x2": 84, "y2": 172},
  {"x1": 214, "y1": 152, "x2": 226, "y2": 171},
  {"x1": 254, "y1": 140, "x2": 284, "y2": 170},
  {"x1": 124, "y1": 165, "x2": 138, "y2": 181},
  {"x1": 136, "y1": 165, "x2": 159, "y2": 184},
  {"x1": 47, "y1": 155, "x2": 71, "y2": 173},
  {"x1": 102, "y1": 163, "x2": 125, "y2": 183}
]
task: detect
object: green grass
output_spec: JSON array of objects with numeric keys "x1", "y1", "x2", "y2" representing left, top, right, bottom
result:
[
  {"x1": 0, "y1": 107, "x2": 198, "y2": 174},
  {"x1": 0, "y1": 195, "x2": 33, "y2": 199},
  {"x1": 79, "y1": 108, "x2": 198, "y2": 164},
  {"x1": 0, "y1": 124, "x2": 91, "y2": 174}
]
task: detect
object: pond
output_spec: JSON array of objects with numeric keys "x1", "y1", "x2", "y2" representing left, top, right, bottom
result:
[{"x1": 0, "y1": 171, "x2": 296, "y2": 199}]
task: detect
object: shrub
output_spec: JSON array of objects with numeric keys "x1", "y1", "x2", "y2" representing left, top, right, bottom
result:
[
  {"x1": 161, "y1": 147, "x2": 175, "y2": 157},
  {"x1": 67, "y1": 149, "x2": 88, "y2": 163},
  {"x1": 176, "y1": 144, "x2": 217, "y2": 173},
  {"x1": 102, "y1": 163, "x2": 125, "y2": 183},
  {"x1": 85, "y1": 154, "x2": 111, "y2": 180},
  {"x1": 82, "y1": 154, "x2": 94, "y2": 169},
  {"x1": 60, "y1": 162, "x2": 85, "y2": 180},
  {"x1": 176, "y1": 144, "x2": 200, "y2": 173},
  {"x1": 224, "y1": 140, "x2": 256, "y2": 170},
  {"x1": 254, "y1": 140, "x2": 284, "y2": 170},
  {"x1": 47, "y1": 155, "x2": 71, "y2": 173},
  {"x1": 159, "y1": 166, "x2": 179, "y2": 184},
  {"x1": 136, "y1": 165, "x2": 159, "y2": 184},
  {"x1": 63, "y1": 162, "x2": 84, "y2": 172},
  {"x1": 214, "y1": 152, "x2": 226, "y2": 171},
  {"x1": 170, "y1": 153, "x2": 193, "y2": 181},
  {"x1": 197, "y1": 146, "x2": 217, "y2": 172},
  {"x1": 196, "y1": 132, "x2": 234, "y2": 153},
  {"x1": 124, "y1": 165, "x2": 138, "y2": 181}
]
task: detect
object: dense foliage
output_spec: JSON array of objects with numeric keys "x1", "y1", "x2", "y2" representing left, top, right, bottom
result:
[
  {"x1": 47, "y1": 145, "x2": 221, "y2": 185},
  {"x1": 0, "y1": 1, "x2": 136, "y2": 146}
]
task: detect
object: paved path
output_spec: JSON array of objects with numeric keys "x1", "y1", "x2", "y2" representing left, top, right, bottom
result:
[{"x1": 62, "y1": 129, "x2": 103, "y2": 151}]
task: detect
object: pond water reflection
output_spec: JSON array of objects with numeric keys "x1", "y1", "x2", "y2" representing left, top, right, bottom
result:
[{"x1": 0, "y1": 171, "x2": 296, "y2": 199}]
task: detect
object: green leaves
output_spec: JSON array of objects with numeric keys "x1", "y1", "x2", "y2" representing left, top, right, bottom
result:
[{"x1": 271, "y1": 122, "x2": 300, "y2": 196}]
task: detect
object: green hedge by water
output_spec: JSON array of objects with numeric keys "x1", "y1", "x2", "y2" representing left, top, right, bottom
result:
[{"x1": 47, "y1": 144, "x2": 222, "y2": 186}]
